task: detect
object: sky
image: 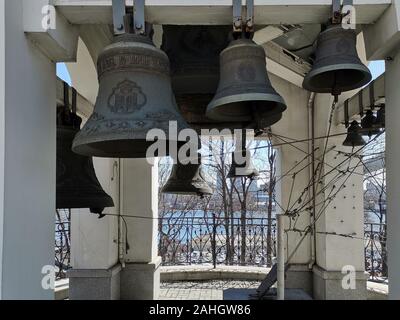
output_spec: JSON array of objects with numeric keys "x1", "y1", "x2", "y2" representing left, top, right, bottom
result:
[
  {"x1": 56, "y1": 59, "x2": 386, "y2": 87},
  {"x1": 57, "y1": 63, "x2": 71, "y2": 85}
]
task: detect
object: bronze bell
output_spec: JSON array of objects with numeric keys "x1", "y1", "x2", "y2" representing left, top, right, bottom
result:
[
  {"x1": 72, "y1": 33, "x2": 189, "y2": 158},
  {"x1": 206, "y1": 38, "x2": 287, "y2": 128},
  {"x1": 343, "y1": 120, "x2": 366, "y2": 147},
  {"x1": 361, "y1": 110, "x2": 381, "y2": 137},
  {"x1": 376, "y1": 105, "x2": 385, "y2": 128},
  {"x1": 228, "y1": 149, "x2": 259, "y2": 179},
  {"x1": 162, "y1": 154, "x2": 213, "y2": 197},
  {"x1": 303, "y1": 24, "x2": 372, "y2": 95},
  {"x1": 56, "y1": 107, "x2": 114, "y2": 214}
]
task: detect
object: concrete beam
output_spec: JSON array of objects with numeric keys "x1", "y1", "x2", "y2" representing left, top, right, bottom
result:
[
  {"x1": 56, "y1": 77, "x2": 94, "y2": 118},
  {"x1": 53, "y1": 0, "x2": 390, "y2": 25},
  {"x1": 264, "y1": 41, "x2": 311, "y2": 88},
  {"x1": 335, "y1": 73, "x2": 385, "y2": 125},
  {"x1": 364, "y1": 1, "x2": 400, "y2": 60},
  {"x1": 24, "y1": 0, "x2": 79, "y2": 62}
]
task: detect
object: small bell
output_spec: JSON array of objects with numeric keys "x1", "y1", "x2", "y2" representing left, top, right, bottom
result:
[
  {"x1": 228, "y1": 149, "x2": 259, "y2": 179},
  {"x1": 376, "y1": 105, "x2": 385, "y2": 128},
  {"x1": 162, "y1": 154, "x2": 213, "y2": 198},
  {"x1": 72, "y1": 33, "x2": 189, "y2": 158},
  {"x1": 303, "y1": 24, "x2": 372, "y2": 96},
  {"x1": 206, "y1": 37, "x2": 287, "y2": 128},
  {"x1": 56, "y1": 107, "x2": 114, "y2": 214},
  {"x1": 361, "y1": 110, "x2": 381, "y2": 137},
  {"x1": 343, "y1": 121, "x2": 366, "y2": 147}
]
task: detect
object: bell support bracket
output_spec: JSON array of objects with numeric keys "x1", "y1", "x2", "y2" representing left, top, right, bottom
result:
[
  {"x1": 331, "y1": 0, "x2": 354, "y2": 25},
  {"x1": 232, "y1": 0, "x2": 255, "y2": 35},
  {"x1": 112, "y1": 0, "x2": 149, "y2": 35},
  {"x1": 112, "y1": 0, "x2": 126, "y2": 35},
  {"x1": 134, "y1": 0, "x2": 146, "y2": 35}
]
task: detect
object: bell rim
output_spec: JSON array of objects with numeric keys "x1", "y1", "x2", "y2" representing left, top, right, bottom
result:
[
  {"x1": 342, "y1": 139, "x2": 366, "y2": 147},
  {"x1": 72, "y1": 138, "x2": 189, "y2": 159},
  {"x1": 303, "y1": 63, "x2": 372, "y2": 93},
  {"x1": 206, "y1": 93, "x2": 287, "y2": 122},
  {"x1": 56, "y1": 195, "x2": 114, "y2": 211},
  {"x1": 227, "y1": 170, "x2": 260, "y2": 179},
  {"x1": 161, "y1": 185, "x2": 213, "y2": 196}
]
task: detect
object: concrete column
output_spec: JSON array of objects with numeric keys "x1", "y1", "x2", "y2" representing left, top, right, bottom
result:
[
  {"x1": 313, "y1": 133, "x2": 367, "y2": 300},
  {"x1": 0, "y1": 0, "x2": 56, "y2": 299},
  {"x1": 272, "y1": 74, "x2": 313, "y2": 295},
  {"x1": 119, "y1": 158, "x2": 161, "y2": 300},
  {"x1": 68, "y1": 158, "x2": 120, "y2": 300},
  {"x1": 385, "y1": 50, "x2": 400, "y2": 300}
]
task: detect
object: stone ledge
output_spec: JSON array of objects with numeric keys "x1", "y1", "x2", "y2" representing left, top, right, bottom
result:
[
  {"x1": 160, "y1": 265, "x2": 271, "y2": 282},
  {"x1": 123, "y1": 257, "x2": 162, "y2": 272},
  {"x1": 67, "y1": 264, "x2": 122, "y2": 278},
  {"x1": 313, "y1": 265, "x2": 369, "y2": 281}
]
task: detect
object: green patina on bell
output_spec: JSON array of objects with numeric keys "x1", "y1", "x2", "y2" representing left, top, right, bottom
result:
[
  {"x1": 303, "y1": 24, "x2": 372, "y2": 95},
  {"x1": 206, "y1": 37, "x2": 287, "y2": 128},
  {"x1": 72, "y1": 34, "x2": 189, "y2": 158}
]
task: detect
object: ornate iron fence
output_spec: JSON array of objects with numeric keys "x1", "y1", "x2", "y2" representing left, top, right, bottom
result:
[
  {"x1": 364, "y1": 222, "x2": 387, "y2": 281},
  {"x1": 53, "y1": 212, "x2": 386, "y2": 279},
  {"x1": 158, "y1": 215, "x2": 277, "y2": 267},
  {"x1": 55, "y1": 209, "x2": 71, "y2": 280}
]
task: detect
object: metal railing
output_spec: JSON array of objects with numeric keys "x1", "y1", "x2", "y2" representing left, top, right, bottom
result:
[
  {"x1": 158, "y1": 215, "x2": 277, "y2": 267},
  {"x1": 55, "y1": 209, "x2": 71, "y2": 280},
  {"x1": 53, "y1": 213, "x2": 386, "y2": 279},
  {"x1": 364, "y1": 222, "x2": 387, "y2": 281}
]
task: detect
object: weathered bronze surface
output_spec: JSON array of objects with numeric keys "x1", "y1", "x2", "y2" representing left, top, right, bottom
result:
[
  {"x1": 162, "y1": 154, "x2": 213, "y2": 197},
  {"x1": 303, "y1": 25, "x2": 372, "y2": 95},
  {"x1": 206, "y1": 38, "x2": 287, "y2": 129},
  {"x1": 343, "y1": 121, "x2": 366, "y2": 147},
  {"x1": 57, "y1": 107, "x2": 114, "y2": 214},
  {"x1": 227, "y1": 149, "x2": 259, "y2": 179},
  {"x1": 72, "y1": 33, "x2": 189, "y2": 158},
  {"x1": 361, "y1": 110, "x2": 381, "y2": 136},
  {"x1": 161, "y1": 25, "x2": 249, "y2": 130}
]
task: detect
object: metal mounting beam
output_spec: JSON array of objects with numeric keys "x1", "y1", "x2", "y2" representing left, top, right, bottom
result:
[
  {"x1": 112, "y1": 0, "x2": 126, "y2": 34},
  {"x1": 53, "y1": 1, "x2": 391, "y2": 26}
]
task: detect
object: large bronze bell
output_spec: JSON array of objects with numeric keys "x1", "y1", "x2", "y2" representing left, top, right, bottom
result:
[
  {"x1": 361, "y1": 110, "x2": 381, "y2": 137},
  {"x1": 303, "y1": 24, "x2": 372, "y2": 95},
  {"x1": 343, "y1": 121, "x2": 366, "y2": 147},
  {"x1": 57, "y1": 107, "x2": 114, "y2": 214},
  {"x1": 228, "y1": 149, "x2": 259, "y2": 179},
  {"x1": 206, "y1": 38, "x2": 287, "y2": 128},
  {"x1": 162, "y1": 154, "x2": 213, "y2": 197},
  {"x1": 72, "y1": 34, "x2": 189, "y2": 158}
]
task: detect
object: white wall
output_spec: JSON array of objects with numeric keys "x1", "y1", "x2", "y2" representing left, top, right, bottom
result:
[
  {"x1": 70, "y1": 158, "x2": 119, "y2": 270},
  {"x1": 0, "y1": 0, "x2": 56, "y2": 299},
  {"x1": 0, "y1": 0, "x2": 5, "y2": 299}
]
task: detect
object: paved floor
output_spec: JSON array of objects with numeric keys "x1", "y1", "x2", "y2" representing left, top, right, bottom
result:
[{"x1": 159, "y1": 280, "x2": 260, "y2": 300}]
